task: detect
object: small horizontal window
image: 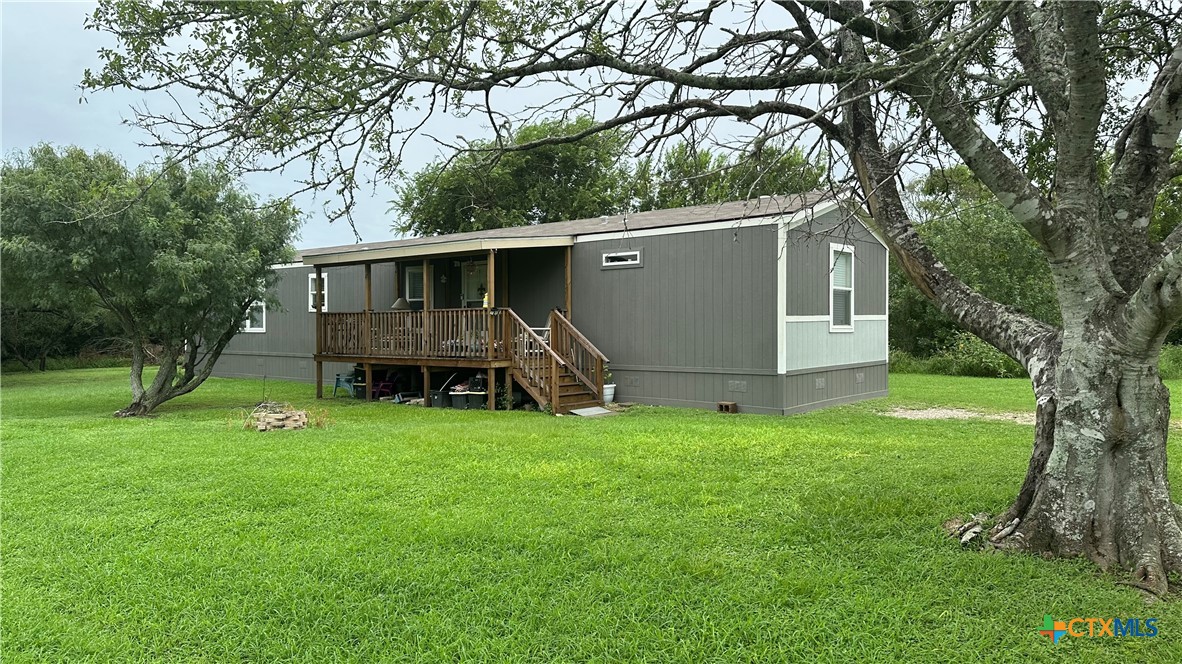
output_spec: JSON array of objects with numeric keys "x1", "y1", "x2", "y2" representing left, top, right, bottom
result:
[{"x1": 602, "y1": 249, "x2": 642, "y2": 269}]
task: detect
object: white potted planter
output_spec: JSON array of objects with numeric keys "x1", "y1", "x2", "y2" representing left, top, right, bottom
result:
[{"x1": 602, "y1": 365, "x2": 616, "y2": 404}]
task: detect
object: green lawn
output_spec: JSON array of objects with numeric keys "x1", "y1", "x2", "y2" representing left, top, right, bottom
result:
[{"x1": 2, "y1": 369, "x2": 1180, "y2": 662}]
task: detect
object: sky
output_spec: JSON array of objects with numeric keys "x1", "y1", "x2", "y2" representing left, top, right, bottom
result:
[{"x1": 0, "y1": 1, "x2": 492, "y2": 249}]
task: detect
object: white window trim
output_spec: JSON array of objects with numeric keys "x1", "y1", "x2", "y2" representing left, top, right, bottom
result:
[
  {"x1": 829, "y1": 243, "x2": 855, "y2": 333},
  {"x1": 308, "y1": 273, "x2": 328, "y2": 312},
  {"x1": 601, "y1": 249, "x2": 643, "y2": 269},
  {"x1": 243, "y1": 301, "x2": 267, "y2": 333},
  {"x1": 404, "y1": 265, "x2": 425, "y2": 302}
]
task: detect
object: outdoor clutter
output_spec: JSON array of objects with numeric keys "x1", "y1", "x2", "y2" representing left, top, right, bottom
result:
[{"x1": 249, "y1": 402, "x2": 308, "y2": 431}]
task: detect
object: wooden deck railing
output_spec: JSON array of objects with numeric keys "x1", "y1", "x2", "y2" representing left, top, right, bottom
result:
[
  {"x1": 318, "y1": 309, "x2": 506, "y2": 360},
  {"x1": 317, "y1": 307, "x2": 605, "y2": 412},
  {"x1": 504, "y1": 308, "x2": 565, "y2": 409},
  {"x1": 548, "y1": 309, "x2": 609, "y2": 402}
]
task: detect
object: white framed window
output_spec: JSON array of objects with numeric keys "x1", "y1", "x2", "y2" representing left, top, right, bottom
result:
[
  {"x1": 308, "y1": 273, "x2": 328, "y2": 312},
  {"x1": 404, "y1": 265, "x2": 425, "y2": 302},
  {"x1": 243, "y1": 301, "x2": 266, "y2": 333},
  {"x1": 602, "y1": 249, "x2": 642, "y2": 269},
  {"x1": 829, "y1": 244, "x2": 854, "y2": 332}
]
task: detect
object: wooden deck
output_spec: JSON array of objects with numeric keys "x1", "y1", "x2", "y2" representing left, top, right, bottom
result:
[{"x1": 314, "y1": 308, "x2": 608, "y2": 414}]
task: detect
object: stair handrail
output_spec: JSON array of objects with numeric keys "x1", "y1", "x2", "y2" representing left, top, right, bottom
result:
[
  {"x1": 506, "y1": 309, "x2": 566, "y2": 367},
  {"x1": 549, "y1": 310, "x2": 608, "y2": 363},
  {"x1": 548, "y1": 309, "x2": 609, "y2": 404}
]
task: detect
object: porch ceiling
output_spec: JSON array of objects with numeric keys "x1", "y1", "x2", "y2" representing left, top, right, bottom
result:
[{"x1": 302, "y1": 235, "x2": 574, "y2": 267}]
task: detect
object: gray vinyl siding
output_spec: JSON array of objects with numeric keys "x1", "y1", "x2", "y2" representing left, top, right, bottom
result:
[
  {"x1": 213, "y1": 263, "x2": 395, "y2": 384},
  {"x1": 507, "y1": 247, "x2": 566, "y2": 327},
  {"x1": 784, "y1": 211, "x2": 887, "y2": 316},
  {"x1": 572, "y1": 223, "x2": 780, "y2": 411},
  {"x1": 782, "y1": 363, "x2": 888, "y2": 414}
]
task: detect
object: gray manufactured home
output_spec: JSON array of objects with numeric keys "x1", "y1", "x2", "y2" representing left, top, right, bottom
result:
[{"x1": 214, "y1": 194, "x2": 889, "y2": 414}]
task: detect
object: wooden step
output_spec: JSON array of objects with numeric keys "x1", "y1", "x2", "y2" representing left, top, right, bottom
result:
[{"x1": 559, "y1": 400, "x2": 602, "y2": 413}]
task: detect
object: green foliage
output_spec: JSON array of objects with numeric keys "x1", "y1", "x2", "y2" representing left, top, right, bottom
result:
[
  {"x1": 1159, "y1": 345, "x2": 1182, "y2": 381},
  {"x1": 394, "y1": 117, "x2": 632, "y2": 235},
  {"x1": 891, "y1": 167, "x2": 1059, "y2": 356},
  {"x1": 1, "y1": 353, "x2": 132, "y2": 374},
  {"x1": 890, "y1": 332, "x2": 1026, "y2": 379},
  {"x1": 4, "y1": 369, "x2": 1182, "y2": 661},
  {"x1": 0, "y1": 145, "x2": 301, "y2": 413},
  {"x1": 395, "y1": 117, "x2": 827, "y2": 235},
  {"x1": 634, "y1": 142, "x2": 825, "y2": 212}
]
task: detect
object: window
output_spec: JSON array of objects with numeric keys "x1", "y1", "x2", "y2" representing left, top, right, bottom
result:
[
  {"x1": 602, "y1": 249, "x2": 642, "y2": 269},
  {"x1": 404, "y1": 265, "x2": 424, "y2": 302},
  {"x1": 308, "y1": 273, "x2": 328, "y2": 312},
  {"x1": 830, "y1": 244, "x2": 854, "y2": 332},
  {"x1": 243, "y1": 301, "x2": 266, "y2": 333}
]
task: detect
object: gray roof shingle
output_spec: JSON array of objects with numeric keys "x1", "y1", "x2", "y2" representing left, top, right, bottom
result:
[{"x1": 301, "y1": 191, "x2": 833, "y2": 260}]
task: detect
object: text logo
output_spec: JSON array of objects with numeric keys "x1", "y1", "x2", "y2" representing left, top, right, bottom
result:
[{"x1": 1040, "y1": 615, "x2": 1158, "y2": 643}]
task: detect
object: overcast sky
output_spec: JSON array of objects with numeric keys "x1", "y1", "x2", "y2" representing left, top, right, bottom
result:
[{"x1": 0, "y1": 1, "x2": 493, "y2": 249}]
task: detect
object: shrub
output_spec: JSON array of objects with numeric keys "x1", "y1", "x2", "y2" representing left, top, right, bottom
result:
[
  {"x1": 1160, "y1": 345, "x2": 1182, "y2": 380},
  {"x1": 893, "y1": 340, "x2": 1182, "y2": 381},
  {"x1": 889, "y1": 332, "x2": 1024, "y2": 378}
]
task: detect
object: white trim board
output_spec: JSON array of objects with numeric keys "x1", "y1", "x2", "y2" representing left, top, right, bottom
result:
[
  {"x1": 304, "y1": 236, "x2": 574, "y2": 266},
  {"x1": 776, "y1": 218, "x2": 788, "y2": 374},
  {"x1": 574, "y1": 200, "x2": 843, "y2": 244},
  {"x1": 784, "y1": 314, "x2": 887, "y2": 322}
]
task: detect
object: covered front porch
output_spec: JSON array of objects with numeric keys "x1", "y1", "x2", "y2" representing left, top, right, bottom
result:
[{"x1": 305, "y1": 240, "x2": 606, "y2": 414}]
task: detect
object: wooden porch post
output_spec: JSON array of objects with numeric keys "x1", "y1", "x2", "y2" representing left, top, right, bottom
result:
[
  {"x1": 488, "y1": 368, "x2": 497, "y2": 411},
  {"x1": 564, "y1": 246, "x2": 573, "y2": 321},
  {"x1": 550, "y1": 354, "x2": 561, "y2": 415},
  {"x1": 423, "y1": 259, "x2": 432, "y2": 309},
  {"x1": 315, "y1": 265, "x2": 324, "y2": 399},
  {"x1": 422, "y1": 365, "x2": 431, "y2": 406},
  {"x1": 363, "y1": 262, "x2": 372, "y2": 355},
  {"x1": 364, "y1": 363, "x2": 373, "y2": 402},
  {"x1": 486, "y1": 249, "x2": 496, "y2": 306},
  {"x1": 422, "y1": 259, "x2": 431, "y2": 356}
]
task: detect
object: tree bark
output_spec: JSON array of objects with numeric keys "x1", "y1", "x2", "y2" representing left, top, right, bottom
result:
[
  {"x1": 995, "y1": 339, "x2": 1182, "y2": 595},
  {"x1": 114, "y1": 319, "x2": 242, "y2": 417},
  {"x1": 116, "y1": 345, "x2": 178, "y2": 417}
]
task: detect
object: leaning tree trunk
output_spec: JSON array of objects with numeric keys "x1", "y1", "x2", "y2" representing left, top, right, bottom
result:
[
  {"x1": 113, "y1": 323, "x2": 240, "y2": 417},
  {"x1": 115, "y1": 345, "x2": 179, "y2": 417},
  {"x1": 996, "y1": 333, "x2": 1182, "y2": 595}
]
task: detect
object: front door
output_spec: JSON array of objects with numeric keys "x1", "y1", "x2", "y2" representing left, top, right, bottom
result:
[{"x1": 460, "y1": 260, "x2": 487, "y2": 308}]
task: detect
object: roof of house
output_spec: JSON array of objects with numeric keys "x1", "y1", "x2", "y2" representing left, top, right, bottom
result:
[{"x1": 301, "y1": 191, "x2": 835, "y2": 266}]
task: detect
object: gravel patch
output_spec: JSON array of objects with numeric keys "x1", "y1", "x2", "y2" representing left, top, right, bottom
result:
[{"x1": 885, "y1": 407, "x2": 1036, "y2": 426}]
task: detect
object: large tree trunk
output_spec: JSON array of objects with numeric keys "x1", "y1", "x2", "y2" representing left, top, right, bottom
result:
[{"x1": 996, "y1": 340, "x2": 1182, "y2": 594}]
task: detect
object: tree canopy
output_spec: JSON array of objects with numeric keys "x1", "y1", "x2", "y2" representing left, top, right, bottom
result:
[
  {"x1": 395, "y1": 116, "x2": 826, "y2": 235},
  {"x1": 85, "y1": 1, "x2": 1182, "y2": 592},
  {"x1": 394, "y1": 117, "x2": 631, "y2": 235},
  {"x1": 1, "y1": 145, "x2": 301, "y2": 415},
  {"x1": 634, "y1": 142, "x2": 825, "y2": 212}
]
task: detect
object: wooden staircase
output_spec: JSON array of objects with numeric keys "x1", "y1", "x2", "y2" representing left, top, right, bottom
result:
[
  {"x1": 505, "y1": 309, "x2": 609, "y2": 414},
  {"x1": 555, "y1": 366, "x2": 600, "y2": 412}
]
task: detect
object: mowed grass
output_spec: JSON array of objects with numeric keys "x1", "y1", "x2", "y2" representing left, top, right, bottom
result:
[{"x1": 2, "y1": 370, "x2": 1181, "y2": 662}]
